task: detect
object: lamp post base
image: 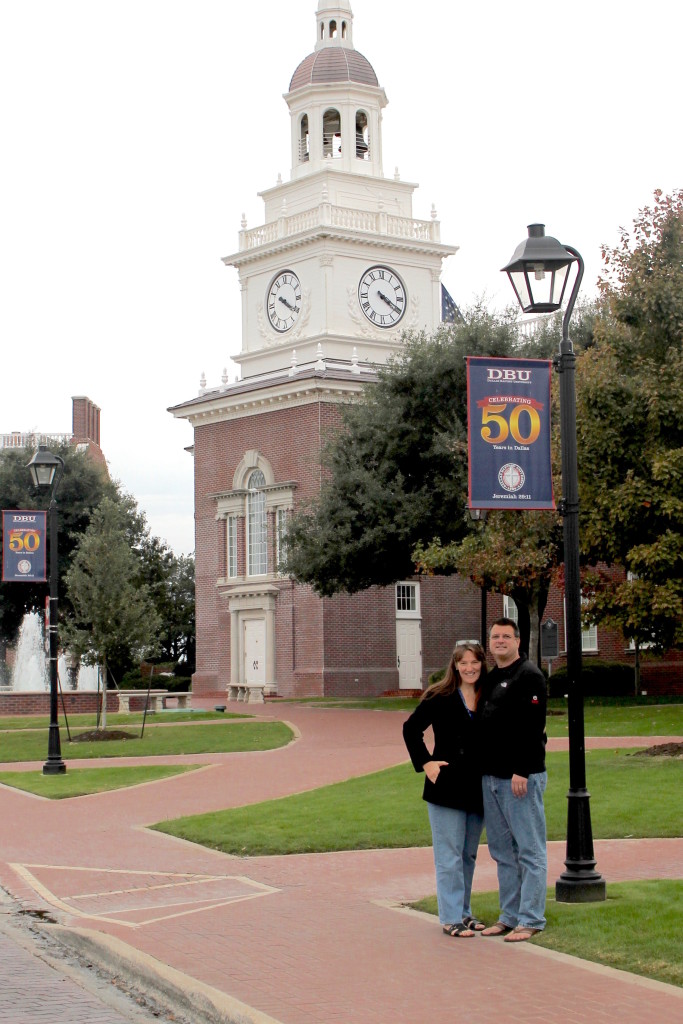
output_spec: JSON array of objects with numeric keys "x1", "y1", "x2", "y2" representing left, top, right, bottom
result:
[
  {"x1": 556, "y1": 874, "x2": 606, "y2": 903},
  {"x1": 556, "y1": 787, "x2": 606, "y2": 903},
  {"x1": 42, "y1": 723, "x2": 66, "y2": 775}
]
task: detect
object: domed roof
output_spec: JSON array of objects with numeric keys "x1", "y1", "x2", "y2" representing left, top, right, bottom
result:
[{"x1": 289, "y1": 47, "x2": 379, "y2": 91}]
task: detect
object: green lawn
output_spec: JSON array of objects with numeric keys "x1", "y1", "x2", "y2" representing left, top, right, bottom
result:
[
  {"x1": 413, "y1": 881, "x2": 682, "y2": 988},
  {"x1": 153, "y1": 747, "x2": 682, "y2": 855},
  {"x1": 546, "y1": 700, "x2": 683, "y2": 737},
  {"x1": 0, "y1": 764, "x2": 198, "y2": 798},
  {"x1": 280, "y1": 696, "x2": 683, "y2": 737},
  {"x1": 0, "y1": 720, "x2": 293, "y2": 762},
  {"x1": 0, "y1": 710, "x2": 246, "y2": 731}
]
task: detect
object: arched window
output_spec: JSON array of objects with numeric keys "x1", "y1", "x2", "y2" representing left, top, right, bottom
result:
[
  {"x1": 247, "y1": 469, "x2": 267, "y2": 575},
  {"x1": 342, "y1": 21, "x2": 347, "y2": 39},
  {"x1": 355, "y1": 110, "x2": 369, "y2": 159},
  {"x1": 299, "y1": 114, "x2": 310, "y2": 162},
  {"x1": 329, "y1": 19, "x2": 337, "y2": 38},
  {"x1": 323, "y1": 108, "x2": 342, "y2": 158}
]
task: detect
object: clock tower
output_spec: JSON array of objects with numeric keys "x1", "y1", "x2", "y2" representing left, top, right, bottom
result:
[
  {"x1": 171, "y1": 2, "x2": 471, "y2": 703},
  {"x1": 225, "y1": 0, "x2": 457, "y2": 377}
]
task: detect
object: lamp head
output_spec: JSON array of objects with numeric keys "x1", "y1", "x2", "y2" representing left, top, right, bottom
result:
[
  {"x1": 27, "y1": 445, "x2": 63, "y2": 490},
  {"x1": 502, "y1": 224, "x2": 577, "y2": 313},
  {"x1": 467, "y1": 508, "x2": 489, "y2": 522}
]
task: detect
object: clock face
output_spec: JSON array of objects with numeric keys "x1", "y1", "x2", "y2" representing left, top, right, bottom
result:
[
  {"x1": 358, "y1": 265, "x2": 406, "y2": 328},
  {"x1": 267, "y1": 270, "x2": 302, "y2": 332}
]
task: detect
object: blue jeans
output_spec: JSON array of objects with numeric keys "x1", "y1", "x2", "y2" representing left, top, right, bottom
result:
[
  {"x1": 482, "y1": 773, "x2": 547, "y2": 930},
  {"x1": 427, "y1": 802, "x2": 484, "y2": 926}
]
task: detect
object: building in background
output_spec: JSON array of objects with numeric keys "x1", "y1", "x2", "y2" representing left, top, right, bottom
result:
[
  {"x1": 1, "y1": 396, "x2": 106, "y2": 470},
  {"x1": 170, "y1": 2, "x2": 486, "y2": 700},
  {"x1": 171, "y1": 1, "x2": 680, "y2": 700}
]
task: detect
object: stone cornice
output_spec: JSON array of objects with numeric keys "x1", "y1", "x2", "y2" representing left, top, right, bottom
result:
[
  {"x1": 224, "y1": 222, "x2": 458, "y2": 269},
  {"x1": 170, "y1": 373, "x2": 367, "y2": 427}
]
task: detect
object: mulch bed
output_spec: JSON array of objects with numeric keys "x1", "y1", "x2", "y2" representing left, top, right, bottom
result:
[
  {"x1": 629, "y1": 741, "x2": 683, "y2": 758},
  {"x1": 71, "y1": 729, "x2": 138, "y2": 742}
]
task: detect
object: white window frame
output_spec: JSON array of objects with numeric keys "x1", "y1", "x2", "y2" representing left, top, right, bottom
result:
[
  {"x1": 563, "y1": 597, "x2": 598, "y2": 653},
  {"x1": 276, "y1": 508, "x2": 290, "y2": 577},
  {"x1": 503, "y1": 595, "x2": 519, "y2": 624},
  {"x1": 247, "y1": 470, "x2": 268, "y2": 577},
  {"x1": 395, "y1": 582, "x2": 421, "y2": 619},
  {"x1": 227, "y1": 515, "x2": 238, "y2": 579}
]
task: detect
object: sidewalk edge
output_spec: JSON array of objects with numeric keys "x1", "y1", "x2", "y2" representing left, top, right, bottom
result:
[{"x1": 48, "y1": 923, "x2": 286, "y2": 1024}]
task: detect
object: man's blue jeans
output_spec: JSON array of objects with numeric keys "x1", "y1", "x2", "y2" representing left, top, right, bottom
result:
[
  {"x1": 427, "y1": 802, "x2": 484, "y2": 926},
  {"x1": 482, "y1": 773, "x2": 547, "y2": 930}
]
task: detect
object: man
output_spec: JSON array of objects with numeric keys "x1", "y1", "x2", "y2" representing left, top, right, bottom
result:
[{"x1": 479, "y1": 617, "x2": 548, "y2": 942}]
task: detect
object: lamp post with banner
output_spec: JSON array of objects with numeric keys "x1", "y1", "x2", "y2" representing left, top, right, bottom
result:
[
  {"x1": 502, "y1": 224, "x2": 605, "y2": 903},
  {"x1": 26, "y1": 445, "x2": 67, "y2": 775}
]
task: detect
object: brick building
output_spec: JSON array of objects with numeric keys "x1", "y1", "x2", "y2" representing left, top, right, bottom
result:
[
  {"x1": 170, "y1": 1, "x2": 679, "y2": 700},
  {"x1": 1, "y1": 396, "x2": 106, "y2": 470},
  {"x1": 170, "y1": 2, "x2": 489, "y2": 700}
]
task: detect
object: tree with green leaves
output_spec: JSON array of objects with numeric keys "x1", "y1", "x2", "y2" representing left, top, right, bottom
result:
[
  {"x1": 145, "y1": 545, "x2": 195, "y2": 667},
  {"x1": 63, "y1": 497, "x2": 160, "y2": 728},
  {"x1": 415, "y1": 510, "x2": 563, "y2": 666},
  {"x1": 284, "y1": 306, "x2": 524, "y2": 595},
  {"x1": 577, "y1": 190, "x2": 683, "y2": 659},
  {"x1": 0, "y1": 443, "x2": 116, "y2": 650}
]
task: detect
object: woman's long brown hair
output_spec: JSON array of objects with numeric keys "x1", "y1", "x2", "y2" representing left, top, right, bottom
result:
[{"x1": 421, "y1": 642, "x2": 487, "y2": 707}]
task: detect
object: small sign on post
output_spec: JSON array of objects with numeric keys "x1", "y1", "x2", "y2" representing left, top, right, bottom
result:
[{"x1": 541, "y1": 618, "x2": 559, "y2": 675}]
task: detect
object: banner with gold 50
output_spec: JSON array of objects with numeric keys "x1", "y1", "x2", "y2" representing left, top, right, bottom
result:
[{"x1": 2, "y1": 510, "x2": 47, "y2": 582}]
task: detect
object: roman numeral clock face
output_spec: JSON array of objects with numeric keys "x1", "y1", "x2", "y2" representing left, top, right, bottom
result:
[
  {"x1": 267, "y1": 270, "x2": 302, "y2": 332},
  {"x1": 358, "y1": 265, "x2": 406, "y2": 328}
]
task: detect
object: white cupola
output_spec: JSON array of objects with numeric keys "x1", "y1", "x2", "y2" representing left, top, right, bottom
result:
[
  {"x1": 315, "y1": 1, "x2": 355, "y2": 50},
  {"x1": 286, "y1": 0, "x2": 387, "y2": 179}
]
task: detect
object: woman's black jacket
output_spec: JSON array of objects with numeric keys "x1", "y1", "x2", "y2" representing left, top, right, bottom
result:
[{"x1": 402, "y1": 689, "x2": 483, "y2": 815}]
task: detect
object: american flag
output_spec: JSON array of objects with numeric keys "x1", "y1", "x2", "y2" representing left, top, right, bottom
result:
[{"x1": 441, "y1": 284, "x2": 463, "y2": 323}]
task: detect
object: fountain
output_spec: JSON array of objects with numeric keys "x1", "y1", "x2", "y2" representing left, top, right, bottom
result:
[
  {"x1": 0, "y1": 606, "x2": 101, "y2": 712},
  {"x1": 9, "y1": 610, "x2": 48, "y2": 692}
]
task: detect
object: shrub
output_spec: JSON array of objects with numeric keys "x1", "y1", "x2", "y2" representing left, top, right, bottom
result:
[
  {"x1": 427, "y1": 667, "x2": 446, "y2": 686},
  {"x1": 547, "y1": 660, "x2": 635, "y2": 698},
  {"x1": 118, "y1": 669, "x2": 192, "y2": 692}
]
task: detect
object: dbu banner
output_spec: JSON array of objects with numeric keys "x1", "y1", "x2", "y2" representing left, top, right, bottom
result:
[
  {"x1": 2, "y1": 510, "x2": 47, "y2": 582},
  {"x1": 467, "y1": 357, "x2": 555, "y2": 510}
]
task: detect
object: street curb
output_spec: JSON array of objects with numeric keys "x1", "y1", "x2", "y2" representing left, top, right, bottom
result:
[{"x1": 48, "y1": 924, "x2": 285, "y2": 1024}]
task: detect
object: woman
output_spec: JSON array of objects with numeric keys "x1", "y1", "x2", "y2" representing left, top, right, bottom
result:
[{"x1": 403, "y1": 643, "x2": 487, "y2": 938}]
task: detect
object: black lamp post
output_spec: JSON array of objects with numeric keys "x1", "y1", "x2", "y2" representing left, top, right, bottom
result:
[
  {"x1": 27, "y1": 444, "x2": 66, "y2": 775},
  {"x1": 467, "y1": 508, "x2": 488, "y2": 645},
  {"x1": 502, "y1": 225, "x2": 605, "y2": 902}
]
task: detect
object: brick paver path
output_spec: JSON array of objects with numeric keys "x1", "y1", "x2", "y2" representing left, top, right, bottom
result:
[
  {"x1": 0, "y1": 916, "x2": 162, "y2": 1024},
  {"x1": 0, "y1": 702, "x2": 680, "y2": 1024}
]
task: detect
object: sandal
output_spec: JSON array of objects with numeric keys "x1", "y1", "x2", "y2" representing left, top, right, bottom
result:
[
  {"x1": 481, "y1": 921, "x2": 514, "y2": 937},
  {"x1": 443, "y1": 922, "x2": 475, "y2": 938},
  {"x1": 503, "y1": 926, "x2": 542, "y2": 943},
  {"x1": 463, "y1": 915, "x2": 486, "y2": 932}
]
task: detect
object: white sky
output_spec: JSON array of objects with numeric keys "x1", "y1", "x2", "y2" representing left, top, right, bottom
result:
[{"x1": 1, "y1": 1, "x2": 680, "y2": 555}]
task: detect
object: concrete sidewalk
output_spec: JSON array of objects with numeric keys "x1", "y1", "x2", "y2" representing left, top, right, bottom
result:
[{"x1": 0, "y1": 703, "x2": 680, "y2": 1024}]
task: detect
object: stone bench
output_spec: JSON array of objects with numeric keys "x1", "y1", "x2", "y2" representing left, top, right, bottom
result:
[
  {"x1": 116, "y1": 689, "x2": 168, "y2": 713},
  {"x1": 161, "y1": 692, "x2": 192, "y2": 710},
  {"x1": 228, "y1": 683, "x2": 265, "y2": 704}
]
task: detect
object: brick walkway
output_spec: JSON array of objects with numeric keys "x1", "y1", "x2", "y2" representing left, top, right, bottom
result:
[
  {"x1": 0, "y1": 702, "x2": 680, "y2": 1024},
  {"x1": 0, "y1": 905, "x2": 171, "y2": 1024}
]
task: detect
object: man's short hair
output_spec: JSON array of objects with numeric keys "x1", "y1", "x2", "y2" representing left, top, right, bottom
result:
[{"x1": 490, "y1": 616, "x2": 520, "y2": 639}]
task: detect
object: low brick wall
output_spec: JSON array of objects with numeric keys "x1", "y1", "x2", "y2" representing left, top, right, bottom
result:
[{"x1": 0, "y1": 691, "x2": 103, "y2": 715}]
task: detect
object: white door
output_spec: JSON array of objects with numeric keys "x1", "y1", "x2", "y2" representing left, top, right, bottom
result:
[
  {"x1": 244, "y1": 619, "x2": 266, "y2": 685},
  {"x1": 396, "y1": 619, "x2": 422, "y2": 689}
]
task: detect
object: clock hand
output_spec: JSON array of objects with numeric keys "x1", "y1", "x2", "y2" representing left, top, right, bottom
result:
[
  {"x1": 278, "y1": 296, "x2": 300, "y2": 313},
  {"x1": 377, "y1": 290, "x2": 401, "y2": 314}
]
